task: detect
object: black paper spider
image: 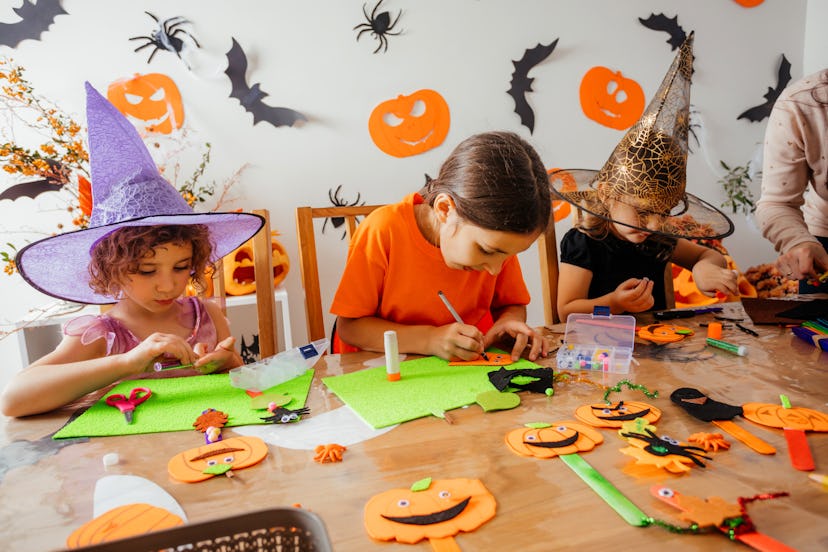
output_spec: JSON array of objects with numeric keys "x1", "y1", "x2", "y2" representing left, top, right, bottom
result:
[
  {"x1": 621, "y1": 428, "x2": 712, "y2": 467},
  {"x1": 129, "y1": 11, "x2": 200, "y2": 65},
  {"x1": 353, "y1": 0, "x2": 402, "y2": 54},
  {"x1": 323, "y1": 185, "x2": 366, "y2": 239},
  {"x1": 261, "y1": 406, "x2": 311, "y2": 424}
]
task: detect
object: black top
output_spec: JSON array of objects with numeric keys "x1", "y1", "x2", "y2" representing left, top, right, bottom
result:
[{"x1": 560, "y1": 228, "x2": 676, "y2": 312}]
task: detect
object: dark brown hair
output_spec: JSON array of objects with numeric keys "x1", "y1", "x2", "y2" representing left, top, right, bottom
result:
[
  {"x1": 88, "y1": 225, "x2": 213, "y2": 297},
  {"x1": 420, "y1": 131, "x2": 550, "y2": 234}
]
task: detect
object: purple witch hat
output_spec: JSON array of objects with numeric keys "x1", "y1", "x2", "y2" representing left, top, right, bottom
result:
[{"x1": 15, "y1": 83, "x2": 264, "y2": 304}]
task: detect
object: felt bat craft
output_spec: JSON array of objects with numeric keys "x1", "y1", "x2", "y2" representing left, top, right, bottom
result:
[
  {"x1": 507, "y1": 40, "x2": 559, "y2": 134},
  {"x1": 0, "y1": 0, "x2": 66, "y2": 48},
  {"x1": 224, "y1": 38, "x2": 307, "y2": 128},
  {"x1": 638, "y1": 13, "x2": 687, "y2": 51},
  {"x1": 737, "y1": 54, "x2": 792, "y2": 122}
]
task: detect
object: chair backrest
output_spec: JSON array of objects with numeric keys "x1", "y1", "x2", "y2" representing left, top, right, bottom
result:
[
  {"x1": 211, "y1": 208, "x2": 279, "y2": 358},
  {"x1": 295, "y1": 205, "x2": 383, "y2": 342}
]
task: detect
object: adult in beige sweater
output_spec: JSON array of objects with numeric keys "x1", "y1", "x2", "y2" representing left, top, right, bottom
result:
[{"x1": 756, "y1": 69, "x2": 828, "y2": 291}]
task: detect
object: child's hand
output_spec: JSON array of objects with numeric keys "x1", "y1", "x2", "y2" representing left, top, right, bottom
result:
[
  {"x1": 692, "y1": 262, "x2": 739, "y2": 297},
  {"x1": 430, "y1": 323, "x2": 486, "y2": 361},
  {"x1": 126, "y1": 332, "x2": 198, "y2": 373},
  {"x1": 484, "y1": 319, "x2": 549, "y2": 361},
  {"x1": 611, "y1": 278, "x2": 655, "y2": 313},
  {"x1": 193, "y1": 337, "x2": 239, "y2": 374}
]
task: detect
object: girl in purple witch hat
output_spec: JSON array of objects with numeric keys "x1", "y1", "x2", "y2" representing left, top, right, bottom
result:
[{"x1": 0, "y1": 84, "x2": 263, "y2": 417}]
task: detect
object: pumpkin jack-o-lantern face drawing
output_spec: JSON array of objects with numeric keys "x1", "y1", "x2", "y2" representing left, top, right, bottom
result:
[
  {"x1": 364, "y1": 478, "x2": 496, "y2": 545},
  {"x1": 368, "y1": 89, "x2": 451, "y2": 158},
  {"x1": 579, "y1": 66, "x2": 645, "y2": 130},
  {"x1": 575, "y1": 400, "x2": 662, "y2": 428},
  {"x1": 107, "y1": 73, "x2": 184, "y2": 134},
  {"x1": 167, "y1": 436, "x2": 268, "y2": 483},
  {"x1": 741, "y1": 403, "x2": 828, "y2": 432},
  {"x1": 505, "y1": 421, "x2": 604, "y2": 458},
  {"x1": 222, "y1": 231, "x2": 290, "y2": 296}
]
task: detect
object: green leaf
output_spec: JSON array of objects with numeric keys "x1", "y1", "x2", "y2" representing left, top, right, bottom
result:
[{"x1": 411, "y1": 477, "x2": 432, "y2": 492}]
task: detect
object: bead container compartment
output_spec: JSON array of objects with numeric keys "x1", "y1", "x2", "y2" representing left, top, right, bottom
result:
[
  {"x1": 229, "y1": 338, "x2": 329, "y2": 391},
  {"x1": 556, "y1": 313, "x2": 636, "y2": 373}
]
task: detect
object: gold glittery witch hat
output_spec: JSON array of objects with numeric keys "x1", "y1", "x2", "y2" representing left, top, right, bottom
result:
[{"x1": 549, "y1": 33, "x2": 733, "y2": 240}]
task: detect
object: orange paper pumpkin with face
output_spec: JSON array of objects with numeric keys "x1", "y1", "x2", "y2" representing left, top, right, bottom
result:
[
  {"x1": 65, "y1": 503, "x2": 183, "y2": 548},
  {"x1": 575, "y1": 400, "x2": 662, "y2": 428},
  {"x1": 579, "y1": 67, "x2": 645, "y2": 130},
  {"x1": 167, "y1": 436, "x2": 268, "y2": 483},
  {"x1": 223, "y1": 231, "x2": 290, "y2": 296},
  {"x1": 368, "y1": 89, "x2": 450, "y2": 158},
  {"x1": 548, "y1": 168, "x2": 578, "y2": 223},
  {"x1": 505, "y1": 421, "x2": 604, "y2": 458},
  {"x1": 107, "y1": 73, "x2": 184, "y2": 134},
  {"x1": 364, "y1": 478, "x2": 496, "y2": 544},
  {"x1": 742, "y1": 403, "x2": 828, "y2": 432}
]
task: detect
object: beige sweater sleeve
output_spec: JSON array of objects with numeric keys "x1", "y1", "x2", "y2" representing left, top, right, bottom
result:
[{"x1": 755, "y1": 70, "x2": 828, "y2": 253}]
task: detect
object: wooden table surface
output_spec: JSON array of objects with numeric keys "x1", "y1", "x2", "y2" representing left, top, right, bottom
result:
[{"x1": 1, "y1": 303, "x2": 826, "y2": 551}]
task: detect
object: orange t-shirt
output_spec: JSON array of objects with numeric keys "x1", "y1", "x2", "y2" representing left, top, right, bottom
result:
[{"x1": 330, "y1": 193, "x2": 530, "y2": 347}]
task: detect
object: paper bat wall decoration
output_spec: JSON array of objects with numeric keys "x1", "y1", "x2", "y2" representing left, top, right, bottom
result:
[
  {"x1": 638, "y1": 13, "x2": 687, "y2": 51},
  {"x1": 507, "y1": 40, "x2": 558, "y2": 134},
  {"x1": 0, "y1": 0, "x2": 66, "y2": 48},
  {"x1": 0, "y1": 160, "x2": 68, "y2": 201},
  {"x1": 224, "y1": 38, "x2": 307, "y2": 128},
  {"x1": 737, "y1": 54, "x2": 791, "y2": 123}
]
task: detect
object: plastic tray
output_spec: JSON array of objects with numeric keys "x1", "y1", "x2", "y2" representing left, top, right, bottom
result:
[{"x1": 556, "y1": 312, "x2": 636, "y2": 373}]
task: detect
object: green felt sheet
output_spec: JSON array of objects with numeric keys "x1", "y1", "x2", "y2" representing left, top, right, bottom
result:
[
  {"x1": 322, "y1": 354, "x2": 539, "y2": 429},
  {"x1": 52, "y1": 371, "x2": 313, "y2": 439}
]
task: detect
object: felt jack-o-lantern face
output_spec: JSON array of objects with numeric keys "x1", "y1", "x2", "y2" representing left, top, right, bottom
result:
[
  {"x1": 364, "y1": 478, "x2": 496, "y2": 544},
  {"x1": 223, "y1": 231, "x2": 290, "y2": 296},
  {"x1": 548, "y1": 168, "x2": 577, "y2": 223},
  {"x1": 579, "y1": 67, "x2": 645, "y2": 130},
  {"x1": 66, "y1": 504, "x2": 184, "y2": 548},
  {"x1": 107, "y1": 73, "x2": 184, "y2": 134},
  {"x1": 368, "y1": 89, "x2": 450, "y2": 158},
  {"x1": 505, "y1": 421, "x2": 604, "y2": 458},
  {"x1": 167, "y1": 436, "x2": 268, "y2": 483},
  {"x1": 575, "y1": 400, "x2": 662, "y2": 428},
  {"x1": 742, "y1": 403, "x2": 828, "y2": 432}
]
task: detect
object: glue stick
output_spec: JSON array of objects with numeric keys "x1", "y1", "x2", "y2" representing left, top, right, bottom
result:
[
  {"x1": 384, "y1": 330, "x2": 401, "y2": 381},
  {"x1": 707, "y1": 322, "x2": 723, "y2": 340},
  {"x1": 706, "y1": 337, "x2": 746, "y2": 356}
]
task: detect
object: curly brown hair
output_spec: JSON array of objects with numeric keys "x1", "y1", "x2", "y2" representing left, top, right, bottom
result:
[{"x1": 88, "y1": 225, "x2": 214, "y2": 298}]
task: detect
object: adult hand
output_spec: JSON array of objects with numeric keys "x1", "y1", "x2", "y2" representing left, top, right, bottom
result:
[
  {"x1": 776, "y1": 242, "x2": 828, "y2": 281},
  {"x1": 610, "y1": 278, "x2": 655, "y2": 313}
]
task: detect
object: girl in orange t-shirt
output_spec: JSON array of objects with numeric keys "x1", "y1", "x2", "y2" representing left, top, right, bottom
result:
[{"x1": 331, "y1": 131, "x2": 551, "y2": 362}]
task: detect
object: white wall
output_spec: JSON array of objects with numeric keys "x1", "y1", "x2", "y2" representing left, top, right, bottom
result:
[
  {"x1": 0, "y1": 0, "x2": 812, "y2": 373},
  {"x1": 804, "y1": 0, "x2": 828, "y2": 75}
]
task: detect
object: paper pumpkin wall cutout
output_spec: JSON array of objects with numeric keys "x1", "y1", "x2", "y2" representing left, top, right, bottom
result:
[
  {"x1": 0, "y1": 0, "x2": 66, "y2": 48},
  {"x1": 365, "y1": 478, "x2": 496, "y2": 545},
  {"x1": 505, "y1": 422, "x2": 604, "y2": 458},
  {"x1": 507, "y1": 40, "x2": 559, "y2": 133},
  {"x1": 638, "y1": 13, "x2": 687, "y2": 51},
  {"x1": 741, "y1": 403, "x2": 828, "y2": 432},
  {"x1": 368, "y1": 89, "x2": 450, "y2": 158},
  {"x1": 129, "y1": 12, "x2": 200, "y2": 66},
  {"x1": 579, "y1": 67, "x2": 645, "y2": 130},
  {"x1": 575, "y1": 400, "x2": 661, "y2": 428},
  {"x1": 620, "y1": 428, "x2": 710, "y2": 473},
  {"x1": 167, "y1": 436, "x2": 268, "y2": 483},
  {"x1": 107, "y1": 74, "x2": 184, "y2": 134},
  {"x1": 737, "y1": 54, "x2": 791, "y2": 122},
  {"x1": 66, "y1": 503, "x2": 184, "y2": 548},
  {"x1": 734, "y1": 0, "x2": 765, "y2": 7},
  {"x1": 548, "y1": 168, "x2": 577, "y2": 223},
  {"x1": 222, "y1": 231, "x2": 290, "y2": 295}
]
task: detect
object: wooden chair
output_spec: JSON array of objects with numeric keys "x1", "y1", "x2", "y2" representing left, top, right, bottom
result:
[
  {"x1": 295, "y1": 205, "x2": 383, "y2": 342},
  {"x1": 211, "y1": 208, "x2": 279, "y2": 359}
]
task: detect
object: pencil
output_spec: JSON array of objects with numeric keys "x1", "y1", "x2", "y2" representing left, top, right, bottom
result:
[{"x1": 437, "y1": 290, "x2": 489, "y2": 361}]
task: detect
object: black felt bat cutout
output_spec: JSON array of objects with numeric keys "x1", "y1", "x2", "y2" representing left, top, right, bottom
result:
[
  {"x1": 0, "y1": 179, "x2": 63, "y2": 201},
  {"x1": 507, "y1": 39, "x2": 559, "y2": 134},
  {"x1": 638, "y1": 13, "x2": 686, "y2": 51},
  {"x1": 737, "y1": 54, "x2": 792, "y2": 123},
  {"x1": 224, "y1": 38, "x2": 307, "y2": 128},
  {"x1": 0, "y1": 0, "x2": 66, "y2": 48}
]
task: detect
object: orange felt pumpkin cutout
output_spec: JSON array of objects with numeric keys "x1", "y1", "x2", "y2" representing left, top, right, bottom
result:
[
  {"x1": 65, "y1": 503, "x2": 183, "y2": 548},
  {"x1": 107, "y1": 73, "x2": 184, "y2": 134},
  {"x1": 741, "y1": 403, "x2": 828, "y2": 432},
  {"x1": 548, "y1": 168, "x2": 577, "y2": 223},
  {"x1": 167, "y1": 436, "x2": 268, "y2": 483},
  {"x1": 368, "y1": 89, "x2": 450, "y2": 158},
  {"x1": 575, "y1": 400, "x2": 661, "y2": 428},
  {"x1": 223, "y1": 231, "x2": 290, "y2": 296},
  {"x1": 364, "y1": 478, "x2": 496, "y2": 545},
  {"x1": 579, "y1": 66, "x2": 645, "y2": 130},
  {"x1": 637, "y1": 323, "x2": 693, "y2": 343},
  {"x1": 505, "y1": 421, "x2": 604, "y2": 458}
]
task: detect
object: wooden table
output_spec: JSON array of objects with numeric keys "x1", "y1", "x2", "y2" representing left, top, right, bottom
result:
[{"x1": 1, "y1": 303, "x2": 826, "y2": 551}]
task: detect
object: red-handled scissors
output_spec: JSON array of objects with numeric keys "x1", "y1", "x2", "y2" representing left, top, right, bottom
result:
[{"x1": 105, "y1": 387, "x2": 151, "y2": 424}]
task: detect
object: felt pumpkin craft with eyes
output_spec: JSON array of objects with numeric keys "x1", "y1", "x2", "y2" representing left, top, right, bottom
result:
[
  {"x1": 364, "y1": 478, "x2": 496, "y2": 545},
  {"x1": 167, "y1": 436, "x2": 268, "y2": 483},
  {"x1": 107, "y1": 73, "x2": 184, "y2": 134},
  {"x1": 575, "y1": 400, "x2": 661, "y2": 428},
  {"x1": 505, "y1": 422, "x2": 604, "y2": 458},
  {"x1": 741, "y1": 403, "x2": 828, "y2": 432},
  {"x1": 66, "y1": 503, "x2": 184, "y2": 548},
  {"x1": 620, "y1": 428, "x2": 711, "y2": 473},
  {"x1": 368, "y1": 89, "x2": 450, "y2": 158},
  {"x1": 579, "y1": 66, "x2": 646, "y2": 130},
  {"x1": 222, "y1": 231, "x2": 290, "y2": 296}
]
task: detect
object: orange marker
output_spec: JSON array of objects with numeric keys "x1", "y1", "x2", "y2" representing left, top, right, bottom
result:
[{"x1": 384, "y1": 330, "x2": 400, "y2": 381}]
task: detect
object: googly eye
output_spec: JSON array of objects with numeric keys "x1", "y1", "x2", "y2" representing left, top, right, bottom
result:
[
  {"x1": 556, "y1": 426, "x2": 568, "y2": 432},
  {"x1": 224, "y1": 456, "x2": 234, "y2": 463},
  {"x1": 601, "y1": 408, "x2": 612, "y2": 415},
  {"x1": 438, "y1": 491, "x2": 450, "y2": 499},
  {"x1": 289, "y1": 413, "x2": 299, "y2": 420},
  {"x1": 525, "y1": 435, "x2": 537, "y2": 441},
  {"x1": 397, "y1": 499, "x2": 409, "y2": 507},
  {"x1": 206, "y1": 460, "x2": 217, "y2": 466},
  {"x1": 660, "y1": 436, "x2": 679, "y2": 445},
  {"x1": 280, "y1": 415, "x2": 292, "y2": 423},
  {"x1": 658, "y1": 488, "x2": 674, "y2": 498},
  {"x1": 618, "y1": 405, "x2": 628, "y2": 413}
]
